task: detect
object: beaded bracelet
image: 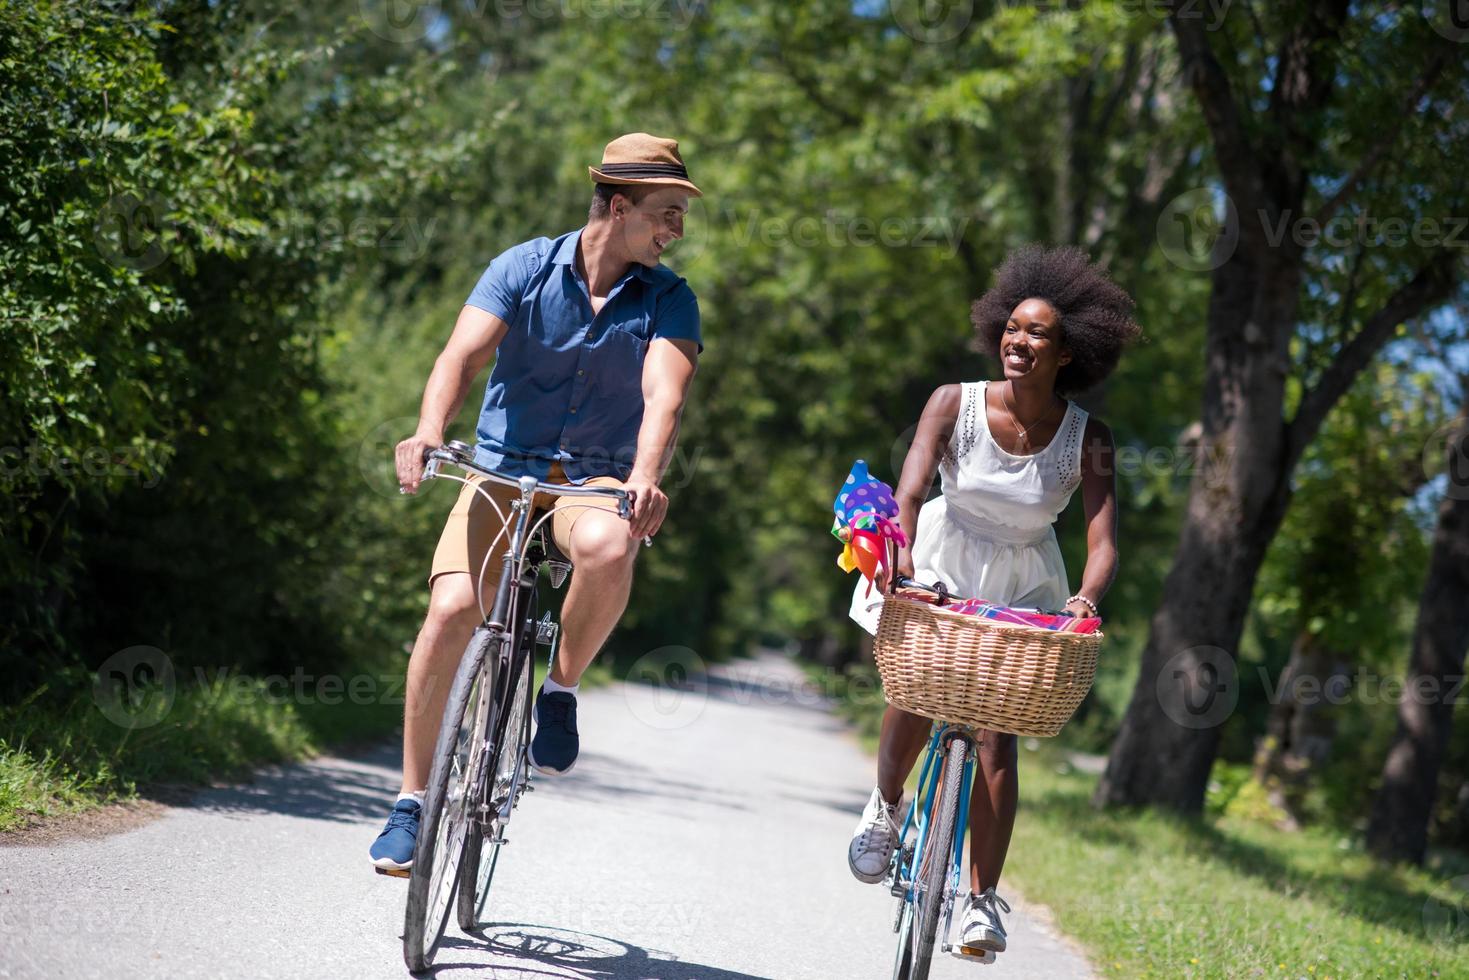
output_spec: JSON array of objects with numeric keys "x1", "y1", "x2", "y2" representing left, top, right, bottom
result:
[{"x1": 1066, "y1": 594, "x2": 1099, "y2": 616}]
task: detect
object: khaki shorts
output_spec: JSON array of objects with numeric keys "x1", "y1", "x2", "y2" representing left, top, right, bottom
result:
[{"x1": 429, "y1": 461, "x2": 625, "y2": 589}]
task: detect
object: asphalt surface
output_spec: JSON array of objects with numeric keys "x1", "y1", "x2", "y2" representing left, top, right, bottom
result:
[{"x1": 1, "y1": 652, "x2": 1093, "y2": 979}]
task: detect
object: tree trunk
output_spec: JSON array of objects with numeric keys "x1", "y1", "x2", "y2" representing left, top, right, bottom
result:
[
  {"x1": 1251, "y1": 630, "x2": 1350, "y2": 828},
  {"x1": 1092, "y1": 250, "x2": 1300, "y2": 811},
  {"x1": 1366, "y1": 416, "x2": 1469, "y2": 864}
]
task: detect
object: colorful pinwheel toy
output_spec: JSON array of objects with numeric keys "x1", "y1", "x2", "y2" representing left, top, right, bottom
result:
[{"x1": 832, "y1": 460, "x2": 908, "y2": 594}]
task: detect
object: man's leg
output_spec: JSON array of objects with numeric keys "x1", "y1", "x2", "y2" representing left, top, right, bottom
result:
[
  {"x1": 547, "y1": 481, "x2": 639, "y2": 684},
  {"x1": 551, "y1": 507, "x2": 639, "y2": 684},
  {"x1": 373, "y1": 476, "x2": 511, "y2": 870},
  {"x1": 400, "y1": 572, "x2": 483, "y2": 793}
]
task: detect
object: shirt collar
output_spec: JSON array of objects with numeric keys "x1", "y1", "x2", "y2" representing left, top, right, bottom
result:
[{"x1": 554, "y1": 227, "x2": 655, "y2": 283}]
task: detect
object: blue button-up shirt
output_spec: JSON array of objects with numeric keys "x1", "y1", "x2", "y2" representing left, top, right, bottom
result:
[{"x1": 464, "y1": 229, "x2": 702, "y2": 483}]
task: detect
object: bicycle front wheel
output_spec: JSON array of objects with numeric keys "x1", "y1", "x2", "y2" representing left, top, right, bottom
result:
[
  {"x1": 901, "y1": 738, "x2": 966, "y2": 980},
  {"x1": 457, "y1": 636, "x2": 532, "y2": 930},
  {"x1": 403, "y1": 626, "x2": 497, "y2": 974}
]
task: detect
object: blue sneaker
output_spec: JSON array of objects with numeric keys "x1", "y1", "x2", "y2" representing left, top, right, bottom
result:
[
  {"x1": 370, "y1": 799, "x2": 421, "y2": 877},
  {"x1": 529, "y1": 688, "x2": 579, "y2": 776}
]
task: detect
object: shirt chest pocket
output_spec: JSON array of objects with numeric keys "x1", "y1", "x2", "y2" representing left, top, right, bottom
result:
[{"x1": 587, "y1": 328, "x2": 647, "y2": 403}]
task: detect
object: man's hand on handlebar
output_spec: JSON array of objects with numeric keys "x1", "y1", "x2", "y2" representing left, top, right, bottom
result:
[
  {"x1": 395, "y1": 431, "x2": 440, "y2": 494},
  {"x1": 622, "y1": 475, "x2": 667, "y2": 540}
]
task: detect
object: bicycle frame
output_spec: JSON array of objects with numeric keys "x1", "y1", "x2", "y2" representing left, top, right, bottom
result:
[{"x1": 891, "y1": 723, "x2": 978, "y2": 958}]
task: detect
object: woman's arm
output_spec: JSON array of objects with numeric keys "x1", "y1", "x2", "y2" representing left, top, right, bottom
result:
[
  {"x1": 1065, "y1": 416, "x2": 1119, "y2": 617},
  {"x1": 881, "y1": 384, "x2": 962, "y2": 591}
]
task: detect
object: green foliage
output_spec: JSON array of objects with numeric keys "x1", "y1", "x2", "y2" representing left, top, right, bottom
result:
[
  {"x1": 1, "y1": 0, "x2": 1458, "y2": 849},
  {"x1": 1, "y1": 0, "x2": 485, "y2": 700}
]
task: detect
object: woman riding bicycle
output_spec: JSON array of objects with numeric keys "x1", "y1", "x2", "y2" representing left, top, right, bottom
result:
[{"x1": 846, "y1": 245, "x2": 1140, "y2": 956}]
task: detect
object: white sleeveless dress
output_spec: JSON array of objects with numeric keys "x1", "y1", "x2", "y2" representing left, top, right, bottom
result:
[{"x1": 849, "y1": 380, "x2": 1090, "y2": 634}]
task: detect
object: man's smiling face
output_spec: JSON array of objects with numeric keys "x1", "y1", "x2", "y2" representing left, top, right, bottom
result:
[{"x1": 615, "y1": 186, "x2": 689, "y2": 267}]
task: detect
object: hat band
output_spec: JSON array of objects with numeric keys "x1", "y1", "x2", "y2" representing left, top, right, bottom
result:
[{"x1": 597, "y1": 162, "x2": 690, "y2": 180}]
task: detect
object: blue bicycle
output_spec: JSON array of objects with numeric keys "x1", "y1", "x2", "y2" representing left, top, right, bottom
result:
[{"x1": 887, "y1": 577, "x2": 997, "y2": 979}]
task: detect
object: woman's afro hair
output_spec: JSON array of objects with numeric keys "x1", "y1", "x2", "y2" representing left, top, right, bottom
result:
[{"x1": 971, "y1": 245, "x2": 1142, "y2": 396}]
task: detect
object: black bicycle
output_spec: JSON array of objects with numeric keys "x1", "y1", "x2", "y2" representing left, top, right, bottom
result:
[{"x1": 398, "y1": 440, "x2": 634, "y2": 973}]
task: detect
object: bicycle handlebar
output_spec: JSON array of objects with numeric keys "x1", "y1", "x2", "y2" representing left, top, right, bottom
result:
[
  {"x1": 414, "y1": 441, "x2": 639, "y2": 526},
  {"x1": 893, "y1": 574, "x2": 952, "y2": 602}
]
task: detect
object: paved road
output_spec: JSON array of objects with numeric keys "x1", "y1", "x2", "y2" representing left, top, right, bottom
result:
[{"x1": 1, "y1": 653, "x2": 1092, "y2": 979}]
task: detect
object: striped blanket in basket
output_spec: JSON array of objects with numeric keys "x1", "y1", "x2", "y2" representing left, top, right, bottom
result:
[{"x1": 903, "y1": 591, "x2": 1102, "y2": 634}]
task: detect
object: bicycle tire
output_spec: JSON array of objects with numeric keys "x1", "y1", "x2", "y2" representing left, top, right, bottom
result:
[
  {"x1": 403, "y1": 626, "x2": 497, "y2": 974},
  {"x1": 907, "y1": 738, "x2": 966, "y2": 980},
  {"x1": 456, "y1": 630, "x2": 532, "y2": 930},
  {"x1": 892, "y1": 898, "x2": 916, "y2": 980}
]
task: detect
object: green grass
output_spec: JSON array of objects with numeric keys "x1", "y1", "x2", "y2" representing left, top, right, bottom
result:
[
  {"x1": 1006, "y1": 744, "x2": 1469, "y2": 979},
  {"x1": 817, "y1": 664, "x2": 1469, "y2": 979},
  {"x1": 1, "y1": 650, "x2": 618, "y2": 835},
  {"x1": 0, "y1": 672, "x2": 401, "y2": 832}
]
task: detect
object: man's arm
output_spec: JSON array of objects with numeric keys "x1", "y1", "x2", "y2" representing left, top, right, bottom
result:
[
  {"x1": 624, "y1": 337, "x2": 699, "y2": 538},
  {"x1": 394, "y1": 305, "x2": 509, "y2": 493}
]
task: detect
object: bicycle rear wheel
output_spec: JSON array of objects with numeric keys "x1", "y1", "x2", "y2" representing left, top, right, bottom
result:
[
  {"x1": 456, "y1": 637, "x2": 532, "y2": 929},
  {"x1": 899, "y1": 738, "x2": 966, "y2": 980},
  {"x1": 403, "y1": 626, "x2": 496, "y2": 973}
]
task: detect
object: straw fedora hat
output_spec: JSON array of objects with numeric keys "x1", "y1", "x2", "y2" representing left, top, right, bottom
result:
[{"x1": 588, "y1": 133, "x2": 702, "y2": 198}]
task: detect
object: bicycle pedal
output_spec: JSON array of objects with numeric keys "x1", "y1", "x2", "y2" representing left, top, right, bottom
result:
[
  {"x1": 953, "y1": 945, "x2": 997, "y2": 964},
  {"x1": 374, "y1": 867, "x2": 411, "y2": 879}
]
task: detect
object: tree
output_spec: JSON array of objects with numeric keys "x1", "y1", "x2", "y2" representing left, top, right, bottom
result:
[
  {"x1": 1248, "y1": 361, "x2": 1441, "y2": 826},
  {"x1": 1095, "y1": 2, "x2": 1469, "y2": 812},
  {"x1": 1366, "y1": 385, "x2": 1469, "y2": 864}
]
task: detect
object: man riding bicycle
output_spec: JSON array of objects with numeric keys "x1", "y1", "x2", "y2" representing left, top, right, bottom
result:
[{"x1": 370, "y1": 133, "x2": 703, "y2": 873}]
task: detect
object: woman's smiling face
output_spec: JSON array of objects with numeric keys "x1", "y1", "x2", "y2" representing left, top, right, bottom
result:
[{"x1": 1001, "y1": 298, "x2": 1070, "y2": 381}]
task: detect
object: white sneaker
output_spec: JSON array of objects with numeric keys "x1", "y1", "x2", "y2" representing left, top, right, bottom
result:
[
  {"x1": 847, "y1": 787, "x2": 900, "y2": 883},
  {"x1": 959, "y1": 887, "x2": 1011, "y2": 953}
]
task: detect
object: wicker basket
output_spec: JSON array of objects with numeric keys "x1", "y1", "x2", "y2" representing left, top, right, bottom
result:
[{"x1": 873, "y1": 592, "x2": 1103, "y2": 737}]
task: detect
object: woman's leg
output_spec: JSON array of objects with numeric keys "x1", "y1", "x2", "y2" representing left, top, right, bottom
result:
[
  {"x1": 877, "y1": 705, "x2": 932, "y2": 804},
  {"x1": 968, "y1": 730, "x2": 1018, "y2": 893}
]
